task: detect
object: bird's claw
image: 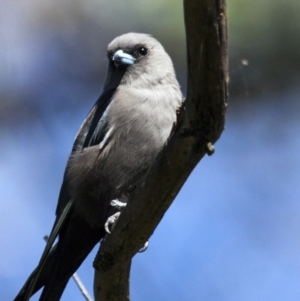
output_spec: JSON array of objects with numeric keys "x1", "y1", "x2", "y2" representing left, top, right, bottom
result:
[
  {"x1": 104, "y1": 212, "x2": 121, "y2": 234},
  {"x1": 138, "y1": 241, "x2": 149, "y2": 253}
]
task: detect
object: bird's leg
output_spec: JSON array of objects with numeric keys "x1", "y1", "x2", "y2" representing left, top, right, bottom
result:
[
  {"x1": 104, "y1": 199, "x2": 149, "y2": 252},
  {"x1": 104, "y1": 199, "x2": 127, "y2": 234}
]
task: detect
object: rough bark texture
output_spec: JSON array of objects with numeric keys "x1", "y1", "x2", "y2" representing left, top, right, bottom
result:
[{"x1": 93, "y1": 0, "x2": 228, "y2": 300}]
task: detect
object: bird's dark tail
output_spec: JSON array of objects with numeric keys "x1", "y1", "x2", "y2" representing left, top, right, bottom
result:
[
  {"x1": 14, "y1": 200, "x2": 73, "y2": 301},
  {"x1": 13, "y1": 244, "x2": 60, "y2": 301},
  {"x1": 14, "y1": 201, "x2": 105, "y2": 301},
  {"x1": 38, "y1": 214, "x2": 104, "y2": 301}
]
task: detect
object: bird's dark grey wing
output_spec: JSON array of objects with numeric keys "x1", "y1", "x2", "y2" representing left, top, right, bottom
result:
[
  {"x1": 55, "y1": 88, "x2": 116, "y2": 217},
  {"x1": 19, "y1": 89, "x2": 117, "y2": 301},
  {"x1": 82, "y1": 88, "x2": 116, "y2": 149},
  {"x1": 71, "y1": 88, "x2": 116, "y2": 152}
]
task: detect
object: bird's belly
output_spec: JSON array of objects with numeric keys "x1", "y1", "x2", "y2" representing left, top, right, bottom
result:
[{"x1": 65, "y1": 141, "x2": 160, "y2": 228}]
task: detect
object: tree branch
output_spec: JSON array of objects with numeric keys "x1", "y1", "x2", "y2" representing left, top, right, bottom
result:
[{"x1": 93, "y1": 0, "x2": 228, "y2": 300}]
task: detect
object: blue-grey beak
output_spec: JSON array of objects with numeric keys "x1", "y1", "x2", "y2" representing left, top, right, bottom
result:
[{"x1": 112, "y1": 50, "x2": 135, "y2": 67}]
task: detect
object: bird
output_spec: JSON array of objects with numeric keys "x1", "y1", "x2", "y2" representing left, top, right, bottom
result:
[{"x1": 14, "y1": 32, "x2": 183, "y2": 301}]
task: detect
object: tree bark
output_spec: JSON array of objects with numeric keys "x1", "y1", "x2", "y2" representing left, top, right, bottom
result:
[{"x1": 93, "y1": 0, "x2": 228, "y2": 300}]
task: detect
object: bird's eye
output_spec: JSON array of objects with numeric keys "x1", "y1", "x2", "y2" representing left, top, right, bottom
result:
[{"x1": 138, "y1": 47, "x2": 148, "y2": 56}]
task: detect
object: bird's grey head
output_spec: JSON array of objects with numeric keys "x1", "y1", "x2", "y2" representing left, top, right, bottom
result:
[{"x1": 103, "y1": 33, "x2": 177, "y2": 90}]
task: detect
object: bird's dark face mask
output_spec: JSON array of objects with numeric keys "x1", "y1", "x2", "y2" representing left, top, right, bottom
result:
[{"x1": 103, "y1": 49, "x2": 135, "y2": 90}]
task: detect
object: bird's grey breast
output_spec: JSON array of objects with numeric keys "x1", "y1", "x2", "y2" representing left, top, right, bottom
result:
[{"x1": 108, "y1": 85, "x2": 180, "y2": 150}]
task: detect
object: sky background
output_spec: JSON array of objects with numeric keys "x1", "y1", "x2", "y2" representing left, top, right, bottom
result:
[{"x1": 1, "y1": 0, "x2": 300, "y2": 300}]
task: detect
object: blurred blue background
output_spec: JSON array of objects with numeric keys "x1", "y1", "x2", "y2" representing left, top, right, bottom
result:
[{"x1": 1, "y1": 0, "x2": 300, "y2": 300}]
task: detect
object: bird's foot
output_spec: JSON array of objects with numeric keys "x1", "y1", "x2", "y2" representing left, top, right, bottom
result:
[
  {"x1": 105, "y1": 199, "x2": 149, "y2": 252},
  {"x1": 139, "y1": 241, "x2": 149, "y2": 253},
  {"x1": 104, "y1": 199, "x2": 127, "y2": 234},
  {"x1": 110, "y1": 199, "x2": 127, "y2": 210},
  {"x1": 104, "y1": 212, "x2": 120, "y2": 234}
]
